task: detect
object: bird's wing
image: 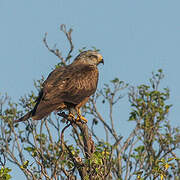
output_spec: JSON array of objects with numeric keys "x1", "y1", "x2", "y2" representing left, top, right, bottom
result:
[
  {"x1": 31, "y1": 64, "x2": 98, "y2": 120},
  {"x1": 42, "y1": 64, "x2": 99, "y2": 105},
  {"x1": 41, "y1": 66, "x2": 68, "y2": 102},
  {"x1": 31, "y1": 66, "x2": 68, "y2": 119},
  {"x1": 61, "y1": 64, "x2": 99, "y2": 105}
]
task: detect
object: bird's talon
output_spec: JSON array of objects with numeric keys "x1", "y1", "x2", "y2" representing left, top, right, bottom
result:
[
  {"x1": 68, "y1": 113, "x2": 76, "y2": 120},
  {"x1": 76, "y1": 116, "x2": 88, "y2": 123}
]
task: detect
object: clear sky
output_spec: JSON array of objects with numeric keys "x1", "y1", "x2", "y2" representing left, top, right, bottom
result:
[{"x1": 0, "y1": 0, "x2": 180, "y2": 179}]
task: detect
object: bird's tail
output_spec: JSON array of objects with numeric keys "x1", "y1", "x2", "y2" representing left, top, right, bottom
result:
[
  {"x1": 14, "y1": 111, "x2": 33, "y2": 123},
  {"x1": 14, "y1": 103, "x2": 59, "y2": 123}
]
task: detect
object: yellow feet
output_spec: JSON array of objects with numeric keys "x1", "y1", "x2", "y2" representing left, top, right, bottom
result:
[
  {"x1": 76, "y1": 115, "x2": 88, "y2": 123},
  {"x1": 76, "y1": 109, "x2": 88, "y2": 123},
  {"x1": 68, "y1": 109, "x2": 88, "y2": 123},
  {"x1": 68, "y1": 113, "x2": 76, "y2": 120}
]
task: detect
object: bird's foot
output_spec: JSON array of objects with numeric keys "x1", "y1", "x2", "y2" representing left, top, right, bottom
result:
[
  {"x1": 76, "y1": 115, "x2": 88, "y2": 123},
  {"x1": 68, "y1": 113, "x2": 76, "y2": 121}
]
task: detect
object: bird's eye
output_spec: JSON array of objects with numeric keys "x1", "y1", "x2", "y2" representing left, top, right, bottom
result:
[{"x1": 88, "y1": 55, "x2": 97, "y2": 59}]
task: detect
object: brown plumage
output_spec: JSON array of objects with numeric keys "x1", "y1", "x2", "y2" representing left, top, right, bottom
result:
[{"x1": 15, "y1": 50, "x2": 104, "y2": 123}]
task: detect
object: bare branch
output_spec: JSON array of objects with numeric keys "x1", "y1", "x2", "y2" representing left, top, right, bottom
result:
[
  {"x1": 60, "y1": 24, "x2": 74, "y2": 63},
  {"x1": 43, "y1": 32, "x2": 66, "y2": 65}
]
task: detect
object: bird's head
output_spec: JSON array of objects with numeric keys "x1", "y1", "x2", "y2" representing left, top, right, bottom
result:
[{"x1": 73, "y1": 50, "x2": 104, "y2": 66}]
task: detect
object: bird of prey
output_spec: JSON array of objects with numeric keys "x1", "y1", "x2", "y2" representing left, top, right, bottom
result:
[{"x1": 15, "y1": 50, "x2": 104, "y2": 123}]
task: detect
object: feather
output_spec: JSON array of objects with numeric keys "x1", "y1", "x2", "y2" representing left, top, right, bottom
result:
[{"x1": 15, "y1": 50, "x2": 103, "y2": 123}]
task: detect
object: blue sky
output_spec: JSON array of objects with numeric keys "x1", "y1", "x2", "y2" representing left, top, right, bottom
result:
[{"x1": 0, "y1": 0, "x2": 180, "y2": 179}]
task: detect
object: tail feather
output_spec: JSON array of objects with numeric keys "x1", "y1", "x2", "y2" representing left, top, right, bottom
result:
[
  {"x1": 32, "y1": 103, "x2": 59, "y2": 120},
  {"x1": 14, "y1": 111, "x2": 33, "y2": 123},
  {"x1": 14, "y1": 103, "x2": 60, "y2": 123}
]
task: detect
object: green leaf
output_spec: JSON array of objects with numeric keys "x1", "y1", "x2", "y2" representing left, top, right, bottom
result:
[
  {"x1": 21, "y1": 160, "x2": 29, "y2": 169},
  {"x1": 0, "y1": 167, "x2": 12, "y2": 180},
  {"x1": 167, "y1": 157, "x2": 175, "y2": 162},
  {"x1": 24, "y1": 147, "x2": 34, "y2": 152}
]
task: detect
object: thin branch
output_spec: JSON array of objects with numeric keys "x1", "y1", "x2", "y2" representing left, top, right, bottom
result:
[
  {"x1": 43, "y1": 24, "x2": 74, "y2": 67},
  {"x1": 60, "y1": 24, "x2": 74, "y2": 63},
  {"x1": 125, "y1": 138, "x2": 138, "y2": 180},
  {"x1": 43, "y1": 32, "x2": 66, "y2": 65},
  {"x1": 120, "y1": 125, "x2": 139, "y2": 154},
  {"x1": 92, "y1": 99, "x2": 119, "y2": 141}
]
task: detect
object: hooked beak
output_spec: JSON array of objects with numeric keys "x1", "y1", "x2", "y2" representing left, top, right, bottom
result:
[{"x1": 100, "y1": 58, "x2": 104, "y2": 65}]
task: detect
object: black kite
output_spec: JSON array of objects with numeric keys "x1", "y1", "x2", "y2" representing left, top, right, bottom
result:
[{"x1": 15, "y1": 50, "x2": 104, "y2": 123}]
